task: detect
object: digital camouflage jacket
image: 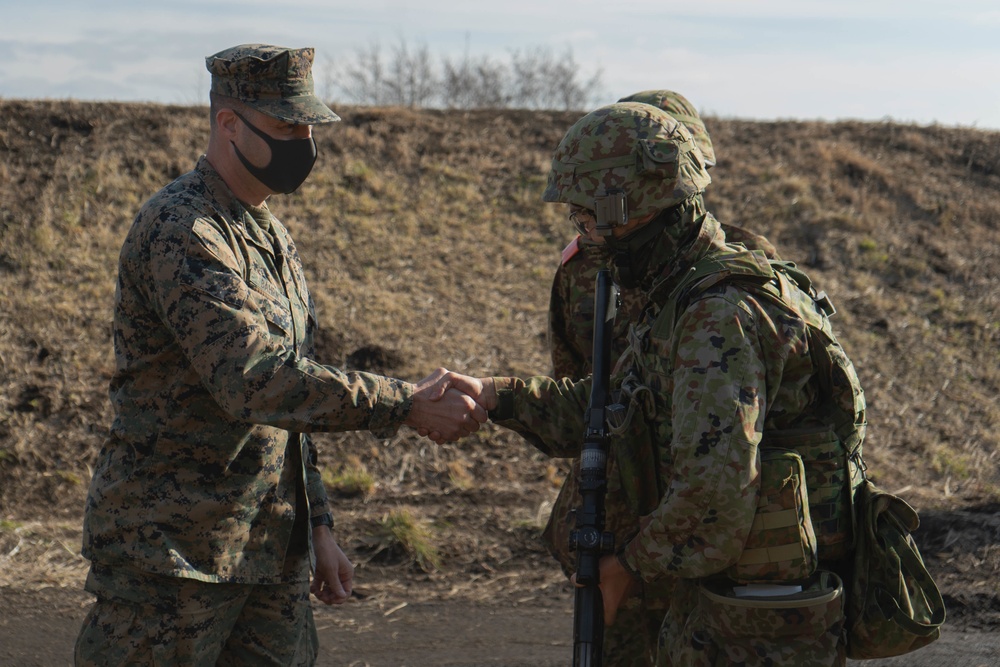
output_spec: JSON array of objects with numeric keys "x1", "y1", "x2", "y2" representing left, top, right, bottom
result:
[{"x1": 82, "y1": 156, "x2": 413, "y2": 584}]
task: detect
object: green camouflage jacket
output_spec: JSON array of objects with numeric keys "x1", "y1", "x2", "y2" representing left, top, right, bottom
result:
[
  {"x1": 495, "y1": 214, "x2": 847, "y2": 660},
  {"x1": 543, "y1": 220, "x2": 784, "y2": 574},
  {"x1": 82, "y1": 156, "x2": 413, "y2": 584}
]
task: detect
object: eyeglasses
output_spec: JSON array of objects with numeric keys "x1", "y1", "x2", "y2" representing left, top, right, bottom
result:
[{"x1": 568, "y1": 208, "x2": 596, "y2": 236}]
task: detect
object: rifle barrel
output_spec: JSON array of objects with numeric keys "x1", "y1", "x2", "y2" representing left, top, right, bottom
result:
[{"x1": 571, "y1": 269, "x2": 617, "y2": 667}]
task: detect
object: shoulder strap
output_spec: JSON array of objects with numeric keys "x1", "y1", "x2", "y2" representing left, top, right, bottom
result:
[
  {"x1": 648, "y1": 251, "x2": 866, "y2": 457},
  {"x1": 650, "y1": 247, "x2": 774, "y2": 340}
]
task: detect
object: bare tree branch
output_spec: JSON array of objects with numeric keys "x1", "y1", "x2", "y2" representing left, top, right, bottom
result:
[{"x1": 331, "y1": 39, "x2": 603, "y2": 111}]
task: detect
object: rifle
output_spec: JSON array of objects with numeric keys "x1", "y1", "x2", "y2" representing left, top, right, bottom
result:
[{"x1": 570, "y1": 267, "x2": 618, "y2": 667}]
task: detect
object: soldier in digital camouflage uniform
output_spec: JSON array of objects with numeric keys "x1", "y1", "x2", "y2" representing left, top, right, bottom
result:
[
  {"x1": 75, "y1": 44, "x2": 486, "y2": 667},
  {"x1": 476, "y1": 102, "x2": 863, "y2": 666},
  {"x1": 544, "y1": 91, "x2": 781, "y2": 666}
]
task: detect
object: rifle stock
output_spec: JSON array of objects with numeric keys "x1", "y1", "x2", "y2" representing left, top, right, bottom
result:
[{"x1": 571, "y1": 268, "x2": 618, "y2": 667}]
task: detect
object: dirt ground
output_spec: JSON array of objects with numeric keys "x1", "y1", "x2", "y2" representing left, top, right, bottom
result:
[
  {"x1": 1, "y1": 585, "x2": 998, "y2": 667},
  {"x1": 2, "y1": 505, "x2": 999, "y2": 666}
]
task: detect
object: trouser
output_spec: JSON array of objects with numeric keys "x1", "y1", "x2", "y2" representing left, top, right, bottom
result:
[{"x1": 74, "y1": 561, "x2": 318, "y2": 667}]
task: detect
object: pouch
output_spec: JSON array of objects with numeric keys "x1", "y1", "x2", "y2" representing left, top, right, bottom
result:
[
  {"x1": 765, "y1": 427, "x2": 857, "y2": 561},
  {"x1": 727, "y1": 448, "x2": 817, "y2": 582},
  {"x1": 670, "y1": 571, "x2": 846, "y2": 666},
  {"x1": 845, "y1": 481, "x2": 945, "y2": 659}
]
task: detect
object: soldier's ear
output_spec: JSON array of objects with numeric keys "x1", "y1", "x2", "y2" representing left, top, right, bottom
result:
[{"x1": 215, "y1": 107, "x2": 240, "y2": 139}]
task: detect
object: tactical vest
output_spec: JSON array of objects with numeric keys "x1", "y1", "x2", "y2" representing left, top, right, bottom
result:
[{"x1": 638, "y1": 247, "x2": 867, "y2": 580}]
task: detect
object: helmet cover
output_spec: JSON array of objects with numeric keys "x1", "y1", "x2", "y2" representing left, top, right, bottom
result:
[{"x1": 542, "y1": 102, "x2": 711, "y2": 219}]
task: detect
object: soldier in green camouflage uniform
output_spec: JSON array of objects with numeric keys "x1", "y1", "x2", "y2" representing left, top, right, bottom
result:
[
  {"x1": 544, "y1": 91, "x2": 780, "y2": 666},
  {"x1": 477, "y1": 102, "x2": 860, "y2": 666},
  {"x1": 548, "y1": 90, "x2": 780, "y2": 381},
  {"x1": 548, "y1": 90, "x2": 718, "y2": 382},
  {"x1": 75, "y1": 44, "x2": 486, "y2": 667}
]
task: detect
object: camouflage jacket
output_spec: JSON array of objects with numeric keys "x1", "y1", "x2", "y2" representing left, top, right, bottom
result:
[
  {"x1": 542, "y1": 220, "x2": 785, "y2": 575},
  {"x1": 494, "y1": 213, "x2": 833, "y2": 595},
  {"x1": 82, "y1": 156, "x2": 413, "y2": 584}
]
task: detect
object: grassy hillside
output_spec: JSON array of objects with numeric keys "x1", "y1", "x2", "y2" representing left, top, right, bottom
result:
[{"x1": 1, "y1": 100, "x2": 999, "y2": 612}]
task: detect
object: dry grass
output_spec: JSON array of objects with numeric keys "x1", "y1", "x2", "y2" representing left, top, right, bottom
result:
[
  {"x1": 365, "y1": 508, "x2": 443, "y2": 573},
  {"x1": 1, "y1": 101, "x2": 1000, "y2": 598},
  {"x1": 0, "y1": 519, "x2": 88, "y2": 589},
  {"x1": 323, "y1": 455, "x2": 377, "y2": 499}
]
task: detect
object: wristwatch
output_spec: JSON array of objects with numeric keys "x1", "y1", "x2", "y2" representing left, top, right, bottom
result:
[{"x1": 310, "y1": 512, "x2": 334, "y2": 529}]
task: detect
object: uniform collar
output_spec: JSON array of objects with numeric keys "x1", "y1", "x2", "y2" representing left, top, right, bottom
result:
[
  {"x1": 645, "y1": 212, "x2": 727, "y2": 305},
  {"x1": 194, "y1": 156, "x2": 280, "y2": 254}
]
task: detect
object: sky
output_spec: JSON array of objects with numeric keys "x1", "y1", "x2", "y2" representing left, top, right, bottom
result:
[{"x1": 2, "y1": 0, "x2": 999, "y2": 129}]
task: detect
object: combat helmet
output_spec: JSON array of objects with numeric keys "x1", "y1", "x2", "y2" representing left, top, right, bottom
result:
[
  {"x1": 618, "y1": 89, "x2": 716, "y2": 167},
  {"x1": 542, "y1": 102, "x2": 711, "y2": 220}
]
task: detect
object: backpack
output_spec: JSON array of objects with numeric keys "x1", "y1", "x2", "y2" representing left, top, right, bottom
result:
[{"x1": 651, "y1": 247, "x2": 867, "y2": 563}]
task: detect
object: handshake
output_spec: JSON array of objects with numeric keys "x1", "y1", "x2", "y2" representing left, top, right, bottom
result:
[{"x1": 402, "y1": 368, "x2": 500, "y2": 444}]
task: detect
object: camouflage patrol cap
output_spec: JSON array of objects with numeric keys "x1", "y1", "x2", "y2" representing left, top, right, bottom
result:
[
  {"x1": 206, "y1": 44, "x2": 340, "y2": 125},
  {"x1": 618, "y1": 89, "x2": 716, "y2": 167},
  {"x1": 543, "y1": 102, "x2": 711, "y2": 218}
]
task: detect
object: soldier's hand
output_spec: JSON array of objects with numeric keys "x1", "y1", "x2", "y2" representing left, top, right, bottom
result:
[
  {"x1": 597, "y1": 555, "x2": 638, "y2": 626},
  {"x1": 472, "y1": 377, "x2": 497, "y2": 411},
  {"x1": 408, "y1": 368, "x2": 482, "y2": 401},
  {"x1": 405, "y1": 369, "x2": 487, "y2": 443},
  {"x1": 311, "y1": 526, "x2": 354, "y2": 605}
]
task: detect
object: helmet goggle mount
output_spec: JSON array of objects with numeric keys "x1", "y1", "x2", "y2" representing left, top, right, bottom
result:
[{"x1": 594, "y1": 187, "x2": 628, "y2": 238}]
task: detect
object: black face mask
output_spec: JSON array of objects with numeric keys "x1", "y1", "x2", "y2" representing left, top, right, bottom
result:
[
  {"x1": 232, "y1": 111, "x2": 317, "y2": 194},
  {"x1": 604, "y1": 215, "x2": 669, "y2": 289}
]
